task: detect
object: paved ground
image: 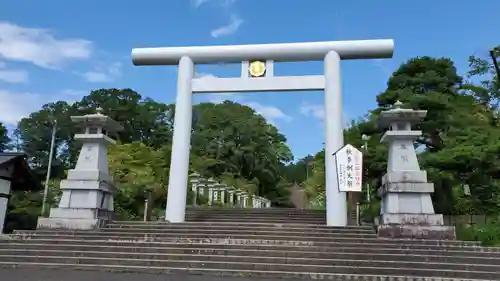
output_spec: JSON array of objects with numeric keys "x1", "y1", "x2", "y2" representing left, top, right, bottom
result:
[{"x1": 0, "y1": 268, "x2": 290, "y2": 281}]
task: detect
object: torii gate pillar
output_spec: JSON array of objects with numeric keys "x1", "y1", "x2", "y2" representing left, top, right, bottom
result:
[{"x1": 132, "y1": 39, "x2": 394, "y2": 226}]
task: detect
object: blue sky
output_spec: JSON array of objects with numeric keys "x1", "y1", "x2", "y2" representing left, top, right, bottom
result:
[{"x1": 0, "y1": 0, "x2": 499, "y2": 160}]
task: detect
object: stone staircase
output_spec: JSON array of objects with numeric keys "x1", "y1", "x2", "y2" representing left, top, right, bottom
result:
[{"x1": 0, "y1": 208, "x2": 499, "y2": 280}]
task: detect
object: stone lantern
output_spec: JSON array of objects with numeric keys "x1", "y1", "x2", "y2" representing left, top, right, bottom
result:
[
  {"x1": 206, "y1": 178, "x2": 217, "y2": 206},
  {"x1": 37, "y1": 108, "x2": 123, "y2": 230},
  {"x1": 252, "y1": 195, "x2": 260, "y2": 208},
  {"x1": 213, "y1": 183, "x2": 227, "y2": 205},
  {"x1": 226, "y1": 186, "x2": 236, "y2": 206},
  {"x1": 235, "y1": 190, "x2": 246, "y2": 208},
  {"x1": 377, "y1": 101, "x2": 455, "y2": 239},
  {"x1": 241, "y1": 192, "x2": 249, "y2": 208}
]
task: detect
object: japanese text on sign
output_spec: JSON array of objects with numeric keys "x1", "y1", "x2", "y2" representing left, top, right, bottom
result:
[{"x1": 334, "y1": 144, "x2": 363, "y2": 192}]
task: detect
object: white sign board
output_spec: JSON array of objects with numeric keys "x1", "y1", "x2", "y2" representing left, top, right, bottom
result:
[{"x1": 334, "y1": 144, "x2": 363, "y2": 192}]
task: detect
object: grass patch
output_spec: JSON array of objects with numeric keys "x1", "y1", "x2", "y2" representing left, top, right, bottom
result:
[{"x1": 456, "y1": 222, "x2": 500, "y2": 246}]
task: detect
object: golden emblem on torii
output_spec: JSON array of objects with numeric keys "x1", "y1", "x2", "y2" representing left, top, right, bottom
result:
[{"x1": 248, "y1": 60, "x2": 266, "y2": 77}]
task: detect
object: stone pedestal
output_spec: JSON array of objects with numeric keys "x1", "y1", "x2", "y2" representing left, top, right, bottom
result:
[
  {"x1": 198, "y1": 182, "x2": 207, "y2": 200},
  {"x1": 227, "y1": 188, "x2": 235, "y2": 206},
  {"x1": 377, "y1": 101, "x2": 455, "y2": 240},
  {"x1": 206, "y1": 178, "x2": 216, "y2": 206},
  {"x1": 189, "y1": 173, "x2": 201, "y2": 206},
  {"x1": 235, "y1": 192, "x2": 247, "y2": 208},
  {"x1": 213, "y1": 184, "x2": 226, "y2": 205},
  {"x1": 235, "y1": 193, "x2": 242, "y2": 207},
  {"x1": 37, "y1": 108, "x2": 123, "y2": 230},
  {"x1": 220, "y1": 187, "x2": 226, "y2": 204},
  {"x1": 265, "y1": 199, "x2": 271, "y2": 208},
  {"x1": 251, "y1": 195, "x2": 257, "y2": 208},
  {"x1": 242, "y1": 194, "x2": 248, "y2": 208}
]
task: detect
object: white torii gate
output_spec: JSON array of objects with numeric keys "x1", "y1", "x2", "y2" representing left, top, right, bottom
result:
[{"x1": 131, "y1": 39, "x2": 394, "y2": 226}]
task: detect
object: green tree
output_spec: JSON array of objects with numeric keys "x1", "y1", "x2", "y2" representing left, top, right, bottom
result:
[
  {"x1": 0, "y1": 122, "x2": 10, "y2": 152},
  {"x1": 108, "y1": 142, "x2": 171, "y2": 220},
  {"x1": 17, "y1": 89, "x2": 175, "y2": 179},
  {"x1": 75, "y1": 89, "x2": 174, "y2": 146},
  {"x1": 280, "y1": 155, "x2": 315, "y2": 184},
  {"x1": 16, "y1": 101, "x2": 76, "y2": 180},
  {"x1": 190, "y1": 101, "x2": 293, "y2": 201},
  {"x1": 464, "y1": 46, "x2": 500, "y2": 107}
]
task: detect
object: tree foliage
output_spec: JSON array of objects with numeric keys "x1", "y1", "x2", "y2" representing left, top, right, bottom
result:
[{"x1": 0, "y1": 122, "x2": 9, "y2": 152}]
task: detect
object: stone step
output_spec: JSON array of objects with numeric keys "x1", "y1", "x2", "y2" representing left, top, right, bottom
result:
[
  {"x1": 2, "y1": 242, "x2": 500, "y2": 259},
  {"x1": 185, "y1": 211, "x2": 325, "y2": 215},
  {"x1": 0, "y1": 255, "x2": 497, "y2": 279},
  {"x1": 7, "y1": 232, "x2": 481, "y2": 247},
  {"x1": 185, "y1": 210, "x2": 324, "y2": 215},
  {"x1": 3, "y1": 248, "x2": 500, "y2": 271},
  {"x1": 1, "y1": 238, "x2": 493, "y2": 253},
  {"x1": 0, "y1": 264, "x2": 490, "y2": 281},
  {"x1": 185, "y1": 215, "x2": 327, "y2": 220},
  {"x1": 182, "y1": 219, "x2": 326, "y2": 225},
  {"x1": 110, "y1": 221, "x2": 369, "y2": 229},
  {"x1": 100, "y1": 228, "x2": 375, "y2": 236},
  {"x1": 9, "y1": 231, "x2": 375, "y2": 242},
  {"x1": 183, "y1": 215, "x2": 327, "y2": 220},
  {"x1": 185, "y1": 209, "x2": 326, "y2": 213},
  {"x1": 37, "y1": 229, "x2": 377, "y2": 238},
  {"x1": 105, "y1": 223, "x2": 375, "y2": 233},
  {"x1": 185, "y1": 208, "x2": 326, "y2": 213},
  {"x1": 185, "y1": 218, "x2": 326, "y2": 224},
  {"x1": 13, "y1": 228, "x2": 377, "y2": 236},
  {"x1": 2, "y1": 247, "x2": 500, "y2": 265}
]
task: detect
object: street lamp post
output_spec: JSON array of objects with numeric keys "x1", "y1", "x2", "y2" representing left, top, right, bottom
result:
[{"x1": 41, "y1": 119, "x2": 57, "y2": 217}]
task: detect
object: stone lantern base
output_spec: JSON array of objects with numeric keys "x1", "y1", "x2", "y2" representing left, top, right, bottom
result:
[
  {"x1": 37, "y1": 170, "x2": 116, "y2": 230},
  {"x1": 377, "y1": 213, "x2": 456, "y2": 240},
  {"x1": 376, "y1": 172, "x2": 456, "y2": 240},
  {"x1": 37, "y1": 209, "x2": 112, "y2": 231}
]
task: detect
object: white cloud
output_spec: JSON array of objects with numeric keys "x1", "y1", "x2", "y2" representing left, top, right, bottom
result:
[
  {"x1": 0, "y1": 90, "x2": 46, "y2": 125},
  {"x1": 192, "y1": 0, "x2": 235, "y2": 8},
  {"x1": 300, "y1": 103, "x2": 325, "y2": 120},
  {"x1": 0, "y1": 69, "x2": 29, "y2": 83},
  {"x1": 192, "y1": 0, "x2": 242, "y2": 38},
  {"x1": 191, "y1": 0, "x2": 210, "y2": 8},
  {"x1": 81, "y1": 72, "x2": 111, "y2": 83},
  {"x1": 194, "y1": 72, "x2": 241, "y2": 102},
  {"x1": 194, "y1": 72, "x2": 217, "y2": 79},
  {"x1": 80, "y1": 62, "x2": 122, "y2": 83},
  {"x1": 220, "y1": 0, "x2": 236, "y2": 8},
  {"x1": 61, "y1": 89, "x2": 87, "y2": 97},
  {"x1": 245, "y1": 101, "x2": 291, "y2": 124},
  {"x1": 0, "y1": 21, "x2": 93, "y2": 69},
  {"x1": 208, "y1": 92, "x2": 241, "y2": 104},
  {"x1": 194, "y1": 71, "x2": 288, "y2": 124},
  {"x1": 0, "y1": 61, "x2": 29, "y2": 83},
  {"x1": 0, "y1": 89, "x2": 89, "y2": 125},
  {"x1": 211, "y1": 14, "x2": 243, "y2": 38},
  {"x1": 372, "y1": 59, "x2": 392, "y2": 75},
  {"x1": 206, "y1": 98, "x2": 290, "y2": 124},
  {"x1": 300, "y1": 102, "x2": 355, "y2": 128}
]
